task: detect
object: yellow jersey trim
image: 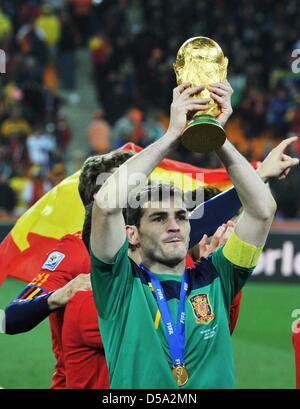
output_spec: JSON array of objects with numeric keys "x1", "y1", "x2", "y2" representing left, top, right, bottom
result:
[{"x1": 154, "y1": 310, "x2": 161, "y2": 329}]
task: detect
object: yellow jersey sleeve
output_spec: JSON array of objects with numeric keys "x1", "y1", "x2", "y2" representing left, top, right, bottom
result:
[{"x1": 223, "y1": 231, "x2": 264, "y2": 268}]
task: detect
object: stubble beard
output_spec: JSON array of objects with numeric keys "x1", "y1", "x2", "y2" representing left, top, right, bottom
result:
[{"x1": 147, "y1": 245, "x2": 186, "y2": 269}]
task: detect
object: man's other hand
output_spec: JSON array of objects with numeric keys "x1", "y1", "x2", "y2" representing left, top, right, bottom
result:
[{"x1": 257, "y1": 136, "x2": 299, "y2": 182}]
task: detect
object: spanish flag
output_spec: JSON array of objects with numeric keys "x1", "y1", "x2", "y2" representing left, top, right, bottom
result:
[{"x1": 0, "y1": 143, "x2": 232, "y2": 284}]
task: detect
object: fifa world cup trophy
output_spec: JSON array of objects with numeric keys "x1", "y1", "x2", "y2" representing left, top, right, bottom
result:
[{"x1": 174, "y1": 36, "x2": 228, "y2": 153}]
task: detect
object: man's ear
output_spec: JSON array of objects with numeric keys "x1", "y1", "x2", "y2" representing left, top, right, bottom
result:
[{"x1": 126, "y1": 225, "x2": 140, "y2": 246}]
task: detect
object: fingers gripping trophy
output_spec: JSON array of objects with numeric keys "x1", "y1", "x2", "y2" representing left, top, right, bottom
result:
[{"x1": 174, "y1": 36, "x2": 228, "y2": 153}]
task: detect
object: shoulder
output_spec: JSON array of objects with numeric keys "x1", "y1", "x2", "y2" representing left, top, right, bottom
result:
[
  {"x1": 41, "y1": 233, "x2": 90, "y2": 275},
  {"x1": 51, "y1": 233, "x2": 87, "y2": 255},
  {"x1": 91, "y1": 237, "x2": 129, "y2": 274}
]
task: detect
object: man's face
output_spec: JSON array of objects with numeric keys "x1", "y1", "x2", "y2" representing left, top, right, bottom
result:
[{"x1": 137, "y1": 196, "x2": 190, "y2": 267}]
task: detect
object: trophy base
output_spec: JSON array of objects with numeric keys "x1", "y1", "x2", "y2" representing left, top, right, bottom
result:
[{"x1": 181, "y1": 114, "x2": 226, "y2": 153}]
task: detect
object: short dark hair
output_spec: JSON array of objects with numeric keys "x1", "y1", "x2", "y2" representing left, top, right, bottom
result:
[
  {"x1": 125, "y1": 182, "x2": 185, "y2": 226},
  {"x1": 78, "y1": 150, "x2": 134, "y2": 206}
]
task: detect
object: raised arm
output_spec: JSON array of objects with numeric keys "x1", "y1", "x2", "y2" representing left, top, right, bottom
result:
[
  {"x1": 91, "y1": 83, "x2": 210, "y2": 262},
  {"x1": 216, "y1": 138, "x2": 276, "y2": 246},
  {"x1": 208, "y1": 81, "x2": 276, "y2": 246}
]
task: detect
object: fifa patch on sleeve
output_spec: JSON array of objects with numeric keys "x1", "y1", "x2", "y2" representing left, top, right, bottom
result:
[{"x1": 42, "y1": 251, "x2": 65, "y2": 271}]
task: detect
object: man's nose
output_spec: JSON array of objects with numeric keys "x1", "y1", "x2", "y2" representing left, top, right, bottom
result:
[{"x1": 167, "y1": 218, "x2": 180, "y2": 232}]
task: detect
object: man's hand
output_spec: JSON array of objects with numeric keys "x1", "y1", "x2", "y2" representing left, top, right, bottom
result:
[
  {"x1": 47, "y1": 274, "x2": 91, "y2": 311},
  {"x1": 208, "y1": 80, "x2": 233, "y2": 126},
  {"x1": 198, "y1": 221, "x2": 235, "y2": 259},
  {"x1": 257, "y1": 136, "x2": 299, "y2": 182},
  {"x1": 167, "y1": 83, "x2": 210, "y2": 137}
]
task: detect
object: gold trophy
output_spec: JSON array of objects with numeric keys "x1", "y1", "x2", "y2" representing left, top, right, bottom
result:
[{"x1": 174, "y1": 36, "x2": 228, "y2": 153}]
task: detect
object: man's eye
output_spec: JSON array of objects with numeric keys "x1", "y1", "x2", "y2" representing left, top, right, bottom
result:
[
  {"x1": 153, "y1": 217, "x2": 163, "y2": 222},
  {"x1": 177, "y1": 215, "x2": 187, "y2": 221}
]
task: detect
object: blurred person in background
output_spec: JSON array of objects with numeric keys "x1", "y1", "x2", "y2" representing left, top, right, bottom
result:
[
  {"x1": 8, "y1": 164, "x2": 29, "y2": 216},
  {"x1": 0, "y1": 104, "x2": 31, "y2": 169},
  {"x1": 0, "y1": 145, "x2": 12, "y2": 179},
  {"x1": 267, "y1": 88, "x2": 291, "y2": 139},
  {"x1": 67, "y1": 0, "x2": 93, "y2": 45},
  {"x1": 58, "y1": 10, "x2": 80, "y2": 104},
  {"x1": 0, "y1": 6, "x2": 13, "y2": 49},
  {"x1": 0, "y1": 170, "x2": 16, "y2": 217},
  {"x1": 22, "y1": 165, "x2": 52, "y2": 208},
  {"x1": 17, "y1": 17, "x2": 48, "y2": 74},
  {"x1": 56, "y1": 112, "x2": 73, "y2": 151},
  {"x1": 26, "y1": 124, "x2": 56, "y2": 168},
  {"x1": 89, "y1": 31, "x2": 113, "y2": 104},
  {"x1": 241, "y1": 88, "x2": 268, "y2": 139},
  {"x1": 272, "y1": 171, "x2": 300, "y2": 219},
  {"x1": 87, "y1": 109, "x2": 111, "y2": 155},
  {"x1": 143, "y1": 110, "x2": 165, "y2": 145},
  {"x1": 13, "y1": 57, "x2": 48, "y2": 124},
  {"x1": 35, "y1": 3, "x2": 61, "y2": 58},
  {"x1": 111, "y1": 108, "x2": 145, "y2": 148},
  {"x1": 48, "y1": 162, "x2": 67, "y2": 187},
  {"x1": 0, "y1": 104, "x2": 31, "y2": 141}
]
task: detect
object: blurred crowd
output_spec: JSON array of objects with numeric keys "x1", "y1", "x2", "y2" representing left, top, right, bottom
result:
[
  {"x1": 0, "y1": 0, "x2": 300, "y2": 218},
  {"x1": 0, "y1": 0, "x2": 78, "y2": 218}
]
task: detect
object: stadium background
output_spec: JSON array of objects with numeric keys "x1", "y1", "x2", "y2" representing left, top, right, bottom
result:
[{"x1": 0, "y1": 0, "x2": 299, "y2": 388}]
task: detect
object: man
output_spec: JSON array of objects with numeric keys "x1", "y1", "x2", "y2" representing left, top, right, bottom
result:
[{"x1": 90, "y1": 81, "x2": 278, "y2": 388}]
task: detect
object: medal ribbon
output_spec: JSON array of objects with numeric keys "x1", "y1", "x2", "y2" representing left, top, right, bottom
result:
[{"x1": 139, "y1": 263, "x2": 188, "y2": 367}]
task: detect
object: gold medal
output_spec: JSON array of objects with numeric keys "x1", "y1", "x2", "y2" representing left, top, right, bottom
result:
[{"x1": 172, "y1": 365, "x2": 189, "y2": 387}]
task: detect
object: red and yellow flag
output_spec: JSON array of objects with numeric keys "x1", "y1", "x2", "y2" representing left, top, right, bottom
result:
[{"x1": 0, "y1": 143, "x2": 232, "y2": 284}]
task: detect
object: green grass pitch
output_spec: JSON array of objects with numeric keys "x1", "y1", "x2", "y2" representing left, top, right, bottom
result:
[{"x1": 0, "y1": 278, "x2": 298, "y2": 388}]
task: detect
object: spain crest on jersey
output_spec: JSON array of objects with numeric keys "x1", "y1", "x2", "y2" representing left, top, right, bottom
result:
[{"x1": 189, "y1": 293, "x2": 215, "y2": 324}]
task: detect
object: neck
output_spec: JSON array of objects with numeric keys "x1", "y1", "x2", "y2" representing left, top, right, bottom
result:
[{"x1": 141, "y1": 257, "x2": 185, "y2": 276}]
